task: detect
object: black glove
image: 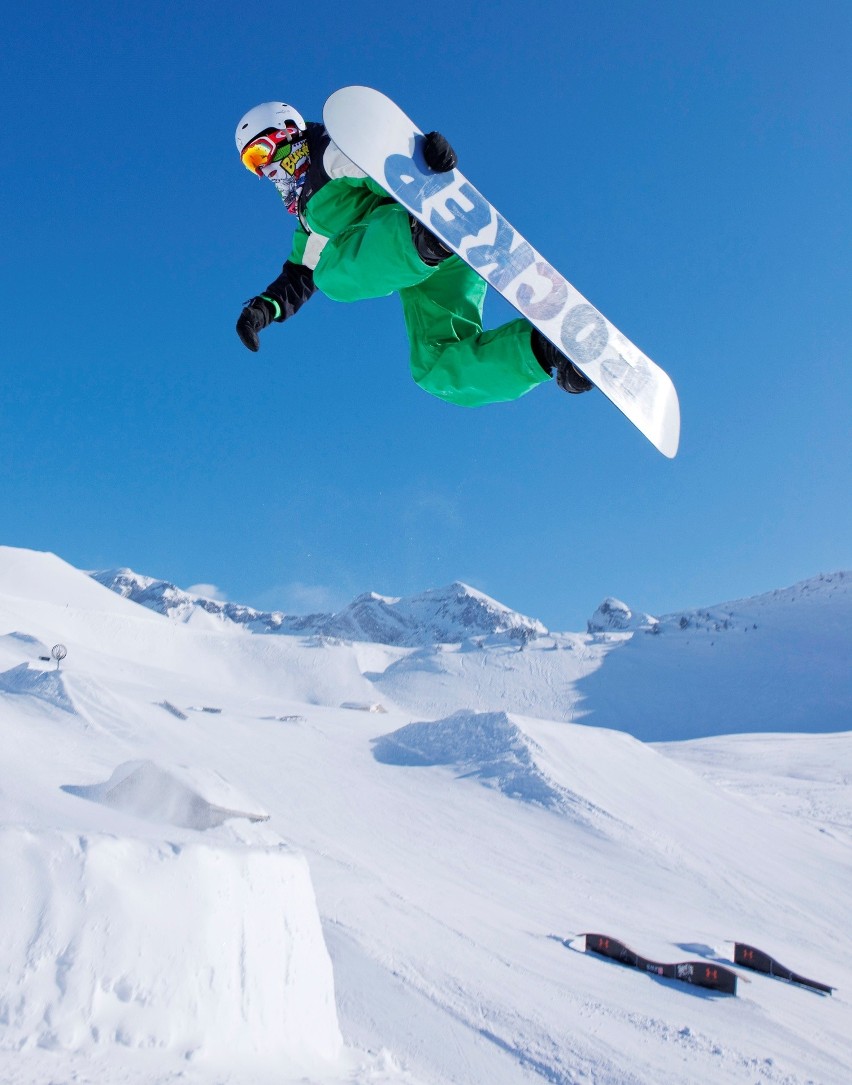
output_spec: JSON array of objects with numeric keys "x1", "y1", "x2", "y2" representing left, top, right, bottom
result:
[
  {"x1": 423, "y1": 131, "x2": 457, "y2": 173},
  {"x1": 555, "y1": 357, "x2": 594, "y2": 395},
  {"x1": 236, "y1": 297, "x2": 276, "y2": 352}
]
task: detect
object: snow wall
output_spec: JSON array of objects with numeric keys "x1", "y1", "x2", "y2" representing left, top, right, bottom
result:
[{"x1": 0, "y1": 828, "x2": 342, "y2": 1068}]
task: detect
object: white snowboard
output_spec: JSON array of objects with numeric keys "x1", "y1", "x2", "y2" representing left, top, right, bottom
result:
[{"x1": 324, "y1": 86, "x2": 680, "y2": 458}]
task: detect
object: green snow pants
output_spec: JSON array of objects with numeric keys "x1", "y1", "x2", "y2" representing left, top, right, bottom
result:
[{"x1": 312, "y1": 201, "x2": 551, "y2": 407}]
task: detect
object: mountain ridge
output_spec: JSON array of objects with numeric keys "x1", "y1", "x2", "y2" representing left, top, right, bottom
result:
[
  {"x1": 90, "y1": 569, "x2": 547, "y2": 647},
  {"x1": 92, "y1": 565, "x2": 851, "y2": 647}
]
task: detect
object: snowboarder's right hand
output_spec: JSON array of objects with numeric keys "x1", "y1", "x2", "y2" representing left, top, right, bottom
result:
[
  {"x1": 236, "y1": 297, "x2": 276, "y2": 352},
  {"x1": 423, "y1": 131, "x2": 457, "y2": 173}
]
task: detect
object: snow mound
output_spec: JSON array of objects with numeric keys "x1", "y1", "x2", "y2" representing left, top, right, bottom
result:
[
  {"x1": 0, "y1": 827, "x2": 342, "y2": 1067},
  {"x1": 373, "y1": 710, "x2": 589, "y2": 812},
  {"x1": 587, "y1": 597, "x2": 658, "y2": 633},
  {"x1": 0, "y1": 662, "x2": 76, "y2": 714},
  {"x1": 62, "y1": 761, "x2": 270, "y2": 831},
  {"x1": 1, "y1": 630, "x2": 50, "y2": 652}
]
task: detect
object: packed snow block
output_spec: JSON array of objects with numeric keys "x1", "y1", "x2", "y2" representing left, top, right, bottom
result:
[
  {"x1": 0, "y1": 662, "x2": 76, "y2": 713},
  {"x1": 0, "y1": 828, "x2": 343, "y2": 1065},
  {"x1": 62, "y1": 760, "x2": 270, "y2": 830}
]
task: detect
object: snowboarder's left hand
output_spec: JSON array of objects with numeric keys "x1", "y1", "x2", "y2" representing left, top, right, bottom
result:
[
  {"x1": 236, "y1": 297, "x2": 276, "y2": 352},
  {"x1": 423, "y1": 131, "x2": 457, "y2": 172}
]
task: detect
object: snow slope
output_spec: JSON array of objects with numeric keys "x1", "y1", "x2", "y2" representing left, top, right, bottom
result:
[
  {"x1": 375, "y1": 571, "x2": 852, "y2": 737},
  {"x1": 1, "y1": 546, "x2": 850, "y2": 1085},
  {"x1": 93, "y1": 563, "x2": 852, "y2": 739}
]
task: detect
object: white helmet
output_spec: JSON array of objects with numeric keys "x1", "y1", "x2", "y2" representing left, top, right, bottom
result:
[{"x1": 235, "y1": 101, "x2": 307, "y2": 154}]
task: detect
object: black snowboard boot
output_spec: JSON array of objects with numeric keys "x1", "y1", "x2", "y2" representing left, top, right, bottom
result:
[
  {"x1": 410, "y1": 216, "x2": 453, "y2": 267},
  {"x1": 530, "y1": 328, "x2": 594, "y2": 394}
]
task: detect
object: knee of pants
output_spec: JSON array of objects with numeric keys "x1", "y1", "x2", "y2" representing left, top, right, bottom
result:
[{"x1": 314, "y1": 203, "x2": 434, "y2": 301}]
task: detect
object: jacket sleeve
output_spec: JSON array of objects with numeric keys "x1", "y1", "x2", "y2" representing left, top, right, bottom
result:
[
  {"x1": 260, "y1": 225, "x2": 319, "y2": 322},
  {"x1": 261, "y1": 261, "x2": 316, "y2": 323}
]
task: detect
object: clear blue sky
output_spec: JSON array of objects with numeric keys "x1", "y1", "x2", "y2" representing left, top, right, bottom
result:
[{"x1": 2, "y1": 0, "x2": 850, "y2": 630}]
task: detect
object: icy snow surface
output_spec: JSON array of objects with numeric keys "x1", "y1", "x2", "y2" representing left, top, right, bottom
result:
[{"x1": 1, "y1": 545, "x2": 851, "y2": 1085}]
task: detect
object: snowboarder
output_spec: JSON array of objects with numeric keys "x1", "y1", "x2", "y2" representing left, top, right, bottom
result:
[{"x1": 235, "y1": 101, "x2": 593, "y2": 407}]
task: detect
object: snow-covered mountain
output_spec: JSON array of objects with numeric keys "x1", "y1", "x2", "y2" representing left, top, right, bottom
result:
[
  {"x1": 2, "y1": 546, "x2": 851, "y2": 1085},
  {"x1": 94, "y1": 565, "x2": 852, "y2": 650},
  {"x1": 92, "y1": 569, "x2": 546, "y2": 646},
  {"x1": 587, "y1": 596, "x2": 658, "y2": 633},
  {"x1": 94, "y1": 564, "x2": 852, "y2": 740}
]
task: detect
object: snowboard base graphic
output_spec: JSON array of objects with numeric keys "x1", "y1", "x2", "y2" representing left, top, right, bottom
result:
[{"x1": 324, "y1": 86, "x2": 680, "y2": 458}]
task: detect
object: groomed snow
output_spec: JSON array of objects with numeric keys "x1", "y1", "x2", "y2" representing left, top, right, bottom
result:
[{"x1": 1, "y1": 547, "x2": 850, "y2": 1085}]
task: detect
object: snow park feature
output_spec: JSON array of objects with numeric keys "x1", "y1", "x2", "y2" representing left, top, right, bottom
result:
[
  {"x1": 1, "y1": 545, "x2": 850, "y2": 1084},
  {"x1": 0, "y1": 829, "x2": 341, "y2": 1067},
  {"x1": 577, "y1": 934, "x2": 739, "y2": 995},
  {"x1": 734, "y1": 943, "x2": 835, "y2": 995}
]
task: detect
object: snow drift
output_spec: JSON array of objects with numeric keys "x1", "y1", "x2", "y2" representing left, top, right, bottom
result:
[{"x1": 62, "y1": 760, "x2": 270, "y2": 830}]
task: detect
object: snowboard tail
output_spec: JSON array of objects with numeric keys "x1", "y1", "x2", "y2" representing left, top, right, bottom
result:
[{"x1": 324, "y1": 86, "x2": 680, "y2": 458}]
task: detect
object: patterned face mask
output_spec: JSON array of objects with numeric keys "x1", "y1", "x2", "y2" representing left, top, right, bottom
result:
[{"x1": 259, "y1": 136, "x2": 310, "y2": 214}]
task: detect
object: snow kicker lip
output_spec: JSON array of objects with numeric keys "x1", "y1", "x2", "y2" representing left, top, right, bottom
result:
[
  {"x1": 579, "y1": 933, "x2": 739, "y2": 995},
  {"x1": 734, "y1": 942, "x2": 835, "y2": 995}
]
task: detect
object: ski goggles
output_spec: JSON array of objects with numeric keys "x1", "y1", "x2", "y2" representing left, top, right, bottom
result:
[{"x1": 240, "y1": 128, "x2": 299, "y2": 176}]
